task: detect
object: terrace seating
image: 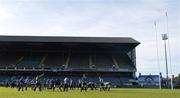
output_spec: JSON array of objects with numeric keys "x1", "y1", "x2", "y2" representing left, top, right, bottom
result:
[
  {"x1": 16, "y1": 53, "x2": 44, "y2": 67},
  {"x1": 43, "y1": 53, "x2": 64, "y2": 67},
  {"x1": 0, "y1": 51, "x2": 135, "y2": 72},
  {"x1": 68, "y1": 53, "x2": 89, "y2": 68},
  {"x1": 114, "y1": 53, "x2": 134, "y2": 69},
  {"x1": 0, "y1": 75, "x2": 133, "y2": 87},
  {"x1": 0, "y1": 52, "x2": 22, "y2": 66},
  {"x1": 95, "y1": 53, "x2": 113, "y2": 68}
]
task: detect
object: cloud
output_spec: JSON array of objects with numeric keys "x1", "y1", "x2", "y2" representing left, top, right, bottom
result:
[
  {"x1": 0, "y1": 0, "x2": 179, "y2": 76},
  {"x1": 0, "y1": 7, "x2": 16, "y2": 22}
]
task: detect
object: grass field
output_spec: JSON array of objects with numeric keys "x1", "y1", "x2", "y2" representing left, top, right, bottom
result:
[{"x1": 0, "y1": 87, "x2": 180, "y2": 98}]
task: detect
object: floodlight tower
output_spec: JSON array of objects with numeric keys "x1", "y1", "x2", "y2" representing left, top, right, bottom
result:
[{"x1": 162, "y1": 33, "x2": 169, "y2": 86}]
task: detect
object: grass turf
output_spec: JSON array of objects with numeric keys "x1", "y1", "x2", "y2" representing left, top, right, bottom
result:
[{"x1": 0, "y1": 87, "x2": 180, "y2": 98}]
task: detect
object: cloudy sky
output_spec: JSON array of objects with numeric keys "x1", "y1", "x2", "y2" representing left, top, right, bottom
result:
[{"x1": 0, "y1": 0, "x2": 179, "y2": 76}]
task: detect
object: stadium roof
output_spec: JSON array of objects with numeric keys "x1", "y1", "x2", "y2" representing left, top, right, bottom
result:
[{"x1": 0, "y1": 35, "x2": 140, "y2": 45}]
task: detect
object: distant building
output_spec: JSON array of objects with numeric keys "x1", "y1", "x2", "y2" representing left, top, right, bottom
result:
[{"x1": 138, "y1": 73, "x2": 162, "y2": 88}]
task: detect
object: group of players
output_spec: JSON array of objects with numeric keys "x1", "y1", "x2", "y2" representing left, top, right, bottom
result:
[{"x1": 5, "y1": 74, "x2": 111, "y2": 92}]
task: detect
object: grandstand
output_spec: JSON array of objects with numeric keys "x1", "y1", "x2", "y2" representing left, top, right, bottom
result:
[{"x1": 0, "y1": 36, "x2": 139, "y2": 86}]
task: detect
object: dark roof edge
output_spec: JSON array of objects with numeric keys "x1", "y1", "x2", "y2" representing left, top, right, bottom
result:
[{"x1": 0, "y1": 35, "x2": 140, "y2": 45}]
